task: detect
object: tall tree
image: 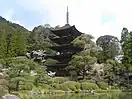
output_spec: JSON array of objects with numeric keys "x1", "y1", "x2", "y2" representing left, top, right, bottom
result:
[
  {"x1": 6, "y1": 31, "x2": 27, "y2": 57},
  {"x1": 6, "y1": 57, "x2": 45, "y2": 91},
  {"x1": 0, "y1": 30, "x2": 7, "y2": 59},
  {"x1": 120, "y1": 28, "x2": 132, "y2": 69},
  {"x1": 14, "y1": 32, "x2": 27, "y2": 56},
  {"x1": 96, "y1": 35, "x2": 120, "y2": 63},
  {"x1": 6, "y1": 32, "x2": 17, "y2": 57},
  {"x1": 68, "y1": 34, "x2": 98, "y2": 80}
]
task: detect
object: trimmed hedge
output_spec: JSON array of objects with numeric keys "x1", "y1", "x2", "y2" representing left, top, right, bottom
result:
[
  {"x1": 97, "y1": 82, "x2": 109, "y2": 90},
  {"x1": 20, "y1": 83, "x2": 34, "y2": 90},
  {"x1": 81, "y1": 82, "x2": 99, "y2": 90},
  {"x1": 48, "y1": 77, "x2": 69, "y2": 85},
  {"x1": 0, "y1": 85, "x2": 8, "y2": 96},
  {"x1": 51, "y1": 77, "x2": 69, "y2": 84},
  {"x1": 52, "y1": 83, "x2": 61, "y2": 90},
  {"x1": 61, "y1": 81, "x2": 80, "y2": 91}
]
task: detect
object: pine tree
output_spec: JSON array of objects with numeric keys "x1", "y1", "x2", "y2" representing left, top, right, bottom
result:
[
  {"x1": 120, "y1": 28, "x2": 132, "y2": 69},
  {"x1": 14, "y1": 32, "x2": 26, "y2": 56},
  {"x1": 0, "y1": 30, "x2": 7, "y2": 59},
  {"x1": 6, "y1": 31, "x2": 27, "y2": 57},
  {"x1": 6, "y1": 32, "x2": 16, "y2": 57},
  {"x1": 6, "y1": 57, "x2": 41, "y2": 91}
]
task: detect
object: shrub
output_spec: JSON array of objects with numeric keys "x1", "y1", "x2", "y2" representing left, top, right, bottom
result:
[
  {"x1": 110, "y1": 86, "x2": 115, "y2": 89},
  {"x1": 113, "y1": 84, "x2": 119, "y2": 89},
  {"x1": 75, "y1": 82, "x2": 81, "y2": 90},
  {"x1": 81, "y1": 82, "x2": 99, "y2": 90},
  {"x1": 97, "y1": 82, "x2": 108, "y2": 90},
  {"x1": 0, "y1": 79, "x2": 8, "y2": 87},
  {"x1": 51, "y1": 77, "x2": 69, "y2": 84},
  {"x1": 40, "y1": 84, "x2": 52, "y2": 89},
  {"x1": 0, "y1": 85, "x2": 8, "y2": 96},
  {"x1": 20, "y1": 83, "x2": 34, "y2": 90},
  {"x1": 61, "y1": 83, "x2": 68, "y2": 91},
  {"x1": 50, "y1": 90, "x2": 65, "y2": 94},
  {"x1": 0, "y1": 74, "x2": 4, "y2": 79},
  {"x1": 23, "y1": 93, "x2": 30, "y2": 99},
  {"x1": 52, "y1": 83, "x2": 61, "y2": 90},
  {"x1": 61, "y1": 81, "x2": 77, "y2": 91},
  {"x1": 79, "y1": 80, "x2": 96, "y2": 83},
  {"x1": 45, "y1": 59, "x2": 58, "y2": 65}
]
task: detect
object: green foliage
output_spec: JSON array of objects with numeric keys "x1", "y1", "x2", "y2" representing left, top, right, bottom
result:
[
  {"x1": 97, "y1": 82, "x2": 109, "y2": 90},
  {"x1": 103, "y1": 59, "x2": 122, "y2": 84},
  {"x1": 81, "y1": 82, "x2": 99, "y2": 90},
  {"x1": 96, "y1": 35, "x2": 120, "y2": 63},
  {"x1": 0, "y1": 85, "x2": 8, "y2": 96},
  {"x1": 49, "y1": 77, "x2": 69, "y2": 84},
  {"x1": 61, "y1": 81, "x2": 77, "y2": 91},
  {"x1": 56, "y1": 81, "x2": 81, "y2": 92},
  {"x1": 0, "y1": 16, "x2": 29, "y2": 58},
  {"x1": 0, "y1": 30, "x2": 7, "y2": 59},
  {"x1": 6, "y1": 57, "x2": 46, "y2": 91},
  {"x1": 70, "y1": 34, "x2": 98, "y2": 80},
  {"x1": 27, "y1": 25, "x2": 55, "y2": 51},
  {"x1": 0, "y1": 79, "x2": 8, "y2": 88},
  {"x1": 51, "y1": 83, "x2": 61, "y2": 90},
  {"x1": 20, "y1": 82, "x2": 34, "y2": 90},
  {"x1": 45, "y1": 58, "x2": 58, "y2": 65},
  {"x1": 120, "y1": 28, "x2": 132, "y2": 69},
  {"x1": 34, "y1": 66, "x2": 49, "y2": 86},
  {"x1": 38, "y1": 84, "x2": 51, "y2": 89},
  {"x1": 75, "y1": 82, "x2": 81, "y2": 90},
  {"x1": 0, "y1": 73, "x2": 8, "y2": 96},
  {"x1": 79, "y1": 79, "x2": 95, "y2": 83},
  {"x1": 23, "y1": 93, "x2": 30, "y2": 99}
]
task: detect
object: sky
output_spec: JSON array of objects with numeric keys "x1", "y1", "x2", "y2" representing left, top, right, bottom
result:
[{"x1": 0, "y1": 0, "x2": 132, "y2": 40}]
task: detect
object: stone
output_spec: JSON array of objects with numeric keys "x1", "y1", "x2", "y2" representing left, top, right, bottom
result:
[{"x1": 2, "y1": 94, "x2": 20, "y2": 99}]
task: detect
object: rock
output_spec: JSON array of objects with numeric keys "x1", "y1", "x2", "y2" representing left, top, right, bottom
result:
[
  {"x1": 2, "y1": 94, "x2": 20, "y2": 99},
  {"x1": 91, "y1": 63, "x2": 104, "y2": 75},
  {"x1": 47, "y1": 71, "x2": 56, "y2": 77}
]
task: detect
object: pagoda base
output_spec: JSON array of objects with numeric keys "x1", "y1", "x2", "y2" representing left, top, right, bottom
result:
[{"x1": 46, "y1": 66, "x2": 69, "y2": 76}]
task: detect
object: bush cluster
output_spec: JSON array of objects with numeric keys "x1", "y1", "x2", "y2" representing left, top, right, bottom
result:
[
  {"x1": 81, "y1": 82, "x2": 99, "y2": 90},
  {"x1": 97, "y1": 82, "x2": 109, "y2": 90}
]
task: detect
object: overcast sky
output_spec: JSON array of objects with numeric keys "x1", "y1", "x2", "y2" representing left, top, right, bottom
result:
[{"x1": 0, "y1": 0, "x2": 132, "y2": 40}]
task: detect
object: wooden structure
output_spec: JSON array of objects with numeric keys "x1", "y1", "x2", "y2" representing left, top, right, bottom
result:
[{"x1": 46, "y1": 24, "x2": 83, "y2": 76}]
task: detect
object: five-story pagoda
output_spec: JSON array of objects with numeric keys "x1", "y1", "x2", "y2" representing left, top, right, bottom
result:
[{"x1": 45, "y1": 7, "x2": 83, "y2": 76}]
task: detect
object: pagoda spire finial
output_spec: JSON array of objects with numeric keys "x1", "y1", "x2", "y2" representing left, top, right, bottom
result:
[{"x1": 66, "y1": 6, "x2": 69, "y2": 24}]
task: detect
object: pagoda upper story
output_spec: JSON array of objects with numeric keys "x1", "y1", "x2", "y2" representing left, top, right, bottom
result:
[{"x1": 50, "y1": 25, "x2": 83, "y2": 45}]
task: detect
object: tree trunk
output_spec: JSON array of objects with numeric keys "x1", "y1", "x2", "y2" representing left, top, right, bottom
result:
[
  {"x1": 16, "y1": 81, "x2": 19, "y2": 91},
  {"x1": 15, "y1": 70, "x2": 21, "y2": 91},
  {"x1": 83, "y1": 69, "x2": 86, "y2": 80}
]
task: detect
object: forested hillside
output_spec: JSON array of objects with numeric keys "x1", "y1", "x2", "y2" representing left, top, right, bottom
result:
[{"x1": 0, "y1": 16, "x2": 30, "y2": 58}]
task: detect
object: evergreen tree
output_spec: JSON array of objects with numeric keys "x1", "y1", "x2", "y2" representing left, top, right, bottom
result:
[
  {"x1": 96, "y1": 35, "x2": 120, "y2": 63},
  {"x1": 14, "y1": 32, "x2": 27, "y2": 56},
  {"x1": 6, "y1": 57, "x2": 44, "y2": 91},
  {"x1": 68, "y1": 34, "x2": 98, "y2": 80},
  {"x1": 6, "y1": 32, "x2": 16, "y2": 57},
  {"x1": 6, "y1": 31, "x2": 27, "y2": 57},
  {"x1": 0, "y1": 30, "x2": 7, "y2": 59},
  {"x1": 120, "y1": 28, "x2": 132, "y2": 69}
]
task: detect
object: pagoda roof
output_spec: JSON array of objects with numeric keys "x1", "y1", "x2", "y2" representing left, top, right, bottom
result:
[
  {"x1": 50, "y1": 44, "x2": 82, "y2": 52},
  {"x1": 50, "y1": 35, "x2": 75, "y2": 45},
  {"x1": 50, "y1": 25, "x2": 83, "y2": 37},
  {"x1": 46, "y1": 63, "x2": 68, "y2": 68},
  {"x1": 46, "y1": 52, "x2": 75, "y2": 61}
]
